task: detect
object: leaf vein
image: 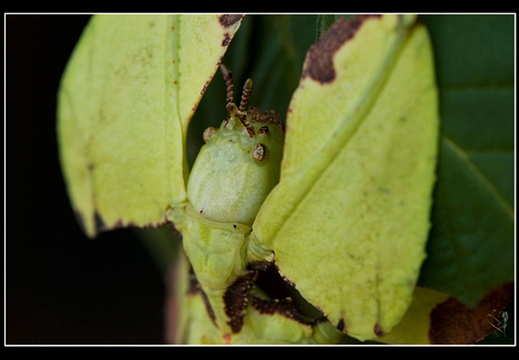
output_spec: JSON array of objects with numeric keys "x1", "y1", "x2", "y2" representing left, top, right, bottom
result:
[{"x1": 441, "y1": 134, "x2": 514, "y2": 219}]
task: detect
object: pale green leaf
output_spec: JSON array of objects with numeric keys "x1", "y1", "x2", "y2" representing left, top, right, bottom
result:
[
  {"x1": 58, "y1": 14, "x2": 242, "y2": 237},
  {"x1": 251, "y1": 15, "x2": 439, "y2": 340}
]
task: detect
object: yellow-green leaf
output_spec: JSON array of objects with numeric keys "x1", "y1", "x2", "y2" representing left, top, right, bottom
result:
[
  {"x1": 251, "y1": 15, "x2": 439, "y2": 340},
  {"x1": 58, "y1": 14, "x2": 242, "y2": 237}
]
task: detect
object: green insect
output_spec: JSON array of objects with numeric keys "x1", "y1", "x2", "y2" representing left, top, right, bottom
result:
[
  {"x1": 58, "y1": 14, "x2": 439, "y2": 344},
  {"x1": 170, "y1": 65, "x2": 337, "y2": 343}
]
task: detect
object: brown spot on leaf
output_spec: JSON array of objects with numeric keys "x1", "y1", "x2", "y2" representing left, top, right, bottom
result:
[
  {"x1": 374, "y1": 323, "x2": 385, "y2": 337},
  {"x1": 218, "y1": 14, "x2": 242, "y2": 47},
  {"x1": 429, "y1": 283, "x2": 514, "y2": 344},
  {"x1": 200, "y1": 80, "x2": 210, "y2": 96},
  {"x1": 222, "y1": 33, "x2": 232, "y2": 47},
  {"x1": 302, "y1": 15, "x2": 381, "y2": 83},
  {"x1": 218, "y1": 14, "x2": 244, "y2": 28}
]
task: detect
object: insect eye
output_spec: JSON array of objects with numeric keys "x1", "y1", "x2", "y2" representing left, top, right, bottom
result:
[
  {"x1": 203, "y1": 127, "x2": 218, "y2": 142},
  {"x1": 252, "y1": 143, "x2": 269, "y2": 162}
]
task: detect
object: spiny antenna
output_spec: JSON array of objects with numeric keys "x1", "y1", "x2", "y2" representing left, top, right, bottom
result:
[
  {"x1": 220, "y1": 64, "x2": 234, "y2": 105},
  {"x1": 220, "y1": 64, "x2": 256, "y2": 137},
  {"x1": 238, "y1": 79, "x2": 255, "y2": 137},
  {"x1": 239, "y1": 79, "x2": 253, "y2": 112}
]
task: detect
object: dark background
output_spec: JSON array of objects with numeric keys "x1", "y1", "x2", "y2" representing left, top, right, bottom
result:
[
  {"x1": 6, "y1": 13, "x2": 515, "y2": 347},
  {"x1": 7, "y1": 15, "x2": 167, "y2": 344}
]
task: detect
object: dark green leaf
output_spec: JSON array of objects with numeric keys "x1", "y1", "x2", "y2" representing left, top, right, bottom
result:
[{"x1": 418, "y1": 15, "x2": 514, "y2": 307}]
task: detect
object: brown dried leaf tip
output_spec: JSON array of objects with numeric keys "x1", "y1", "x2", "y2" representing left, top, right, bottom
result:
[
  {"x1": 218, "y1": 14, "x2": 244, "y2": 28},
  {"x1": 429, "y1": 283, "x2": 514, "y2": 344},
  {"x1": 303, "y1": 15, "x2": 380, "y2": 84}
]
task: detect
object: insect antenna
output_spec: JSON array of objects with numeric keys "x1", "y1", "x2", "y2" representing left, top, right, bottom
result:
[
  {"x1": 238, "y1": 79, "x2": 255, "y2": 136},
  {"x1": 220, "y1": 64, "x2": 234, "y2": 105},
  {"x1": 239, "y1": 79, "x2": 253, "y2": 112},
  {"x1": 220, "y1": 65, "x2": 255, "y2": 137}
]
